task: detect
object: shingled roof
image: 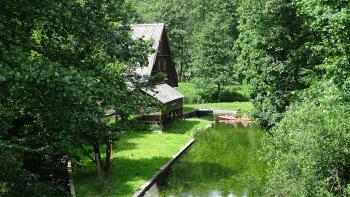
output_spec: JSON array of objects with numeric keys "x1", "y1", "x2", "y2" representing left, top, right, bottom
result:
[
  {"x1": 143, "y1": 83, "x2": 184, "y2": 104},
  {"x1": 130, "y1": 23, "x2": 165, "y2": 76}
]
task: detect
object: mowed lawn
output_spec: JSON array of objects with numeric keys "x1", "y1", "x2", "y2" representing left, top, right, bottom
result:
[
  {"x1": 74, "y1": 118, "x2": 212, "y2": 197},
  {"x1": 184, "y1": 102, "x2": 254, "y2": 114}
]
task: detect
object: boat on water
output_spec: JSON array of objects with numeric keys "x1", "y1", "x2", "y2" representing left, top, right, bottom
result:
[
  {"x1": 218, "y1": 115, "x2": 253, "y2": 128},
  {"x1": 218, "y1": 115, "x2": 239, "y2": 120},
  {"x1": 218, "y1": 114, "x2": 252, "y2": 122},
  {"x1": 240, "y1": 114, "x2": 251, "y2": 122}
]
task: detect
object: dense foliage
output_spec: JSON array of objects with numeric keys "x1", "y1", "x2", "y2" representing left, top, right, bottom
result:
[
  {"x1": 0, "y1": 0, "x2": 152, "y2": 195},
  {"x1": 263, "y1": 102, "x2": 350, "y2": 196},
  {"x1": 191, "y1": 10, "x2": 237, "y2": 101},
  {"x1": 236, "y1": 0, "x2": 316, "y2": 128},
  {"x1": 236, "y1": 0, "x2": 350, "y2": 128},
  {"x1": 296, "y1": 0, "x2": 350, "y2": 100},
  {"x1": 236, "y1": 0, "x2": 350, "y2": 196}
]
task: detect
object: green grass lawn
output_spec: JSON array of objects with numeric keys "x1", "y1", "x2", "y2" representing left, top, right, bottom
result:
[
  {"x1": 176, "y1": 82, "x2": 200, "y2": 103},
  {"x1": 74, "y1": 118, "x2": 212, "y2": 197},
  {"x1": 184, "y1": 102, "x2": 254, "y2": 114}
]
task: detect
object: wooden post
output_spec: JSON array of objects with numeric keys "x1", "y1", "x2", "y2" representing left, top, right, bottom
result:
[
  {"x1": 67, "y1": 160, "x2": 76, "y2": 197},
  {"x1": 105, "y1": 139, "x2": 112, "y2": 173},
  {"x1": 213, "y1": 114, "x2": 216, "y2": 129},
  {"x1": 159, "y1": 114, "x2": 164, "y2": 131},
  {"x1": 180, "y1": 108, "x2": 184, "y2": 120},
  {"x1": 115, "y1": 111, "x2": 118, "y2": 125},
  {"x1": 171, "y1": 110, "x2": 175, "y2": 126}
]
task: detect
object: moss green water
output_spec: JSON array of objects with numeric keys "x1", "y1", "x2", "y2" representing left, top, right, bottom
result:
[{"x1": 148, "y1": 123, "x2": 266, "y2": 197}]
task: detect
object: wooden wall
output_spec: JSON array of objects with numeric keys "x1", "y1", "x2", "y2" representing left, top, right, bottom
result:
[{"x1": 152, "y1": 31, "x2": 178, "y2": 87}]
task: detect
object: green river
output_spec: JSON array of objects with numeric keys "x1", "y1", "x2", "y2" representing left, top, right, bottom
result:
[{"x1": 145, "y1": 122, "x2": 266, "y2": 197}]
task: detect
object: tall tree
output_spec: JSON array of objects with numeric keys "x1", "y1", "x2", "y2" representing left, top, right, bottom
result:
[
  {"x1": 263, "y1": 102, "x2": 350, "y2": 196},
  {"x1": 295, "y1": 0, "x2": 350, "y2": 100},
  {"x1": 236, "y1": 0, "x2": 315, "y2": 128},
  {"x1": 191, "y1": 7, "x2": 238, "y2": 101},
  {"x1": 0, "y1": 0, "x2": 151, "y2": 195}
]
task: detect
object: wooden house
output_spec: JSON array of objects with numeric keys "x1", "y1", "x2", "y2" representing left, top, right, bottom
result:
[
  {"x1": 131, "y1": 23, "x2": 178, "y2": 87},
  {"x1": 130, "y1": 23, "x2": 184, "y2": 130}
]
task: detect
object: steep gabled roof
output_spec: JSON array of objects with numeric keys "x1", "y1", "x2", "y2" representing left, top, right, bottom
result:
[
  {"x1": 130, "y1": 23, "x2": 165, "y2": 76},
  {"x1": 143, "y1": 83, "x2": 184, "y2": 104}
]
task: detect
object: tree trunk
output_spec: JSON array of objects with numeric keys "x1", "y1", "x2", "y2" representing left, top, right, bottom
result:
[
  {"x1": 93, "y1": 144, "x2": 103, "y2": 181},
  {"x1": 179, "y1": 61, "x2": 183, "y2": 82},
  {"x1": 105, "y1": 139, "x2": 112, "y2": 174},
  {"x1": 179, "y1": 47, "x2": 184, "y2": 82},
  {"x1": 67, "y1": 160, "x2": 76, "y2": 197},
  {"x1": 179, "y1": 33, "x2": 185, "y2": 82},
  {"x1": 217, "y1": 82, "x2": 221, "y2": 102}
]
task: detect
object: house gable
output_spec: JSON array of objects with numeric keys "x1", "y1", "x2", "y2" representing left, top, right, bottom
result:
[{"x1": 130, "y1": 23, "x2": 178, "y2": 87}]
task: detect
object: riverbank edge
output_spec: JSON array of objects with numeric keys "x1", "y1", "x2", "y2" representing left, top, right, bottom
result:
[
  {"x1": 132, "y1": 138, "x2": 196, "y2": 197},
  {"x1": 132, "y1": 122, "x2": 214, "y2": 197}
]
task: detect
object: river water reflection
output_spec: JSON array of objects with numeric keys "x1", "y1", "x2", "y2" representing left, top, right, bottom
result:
[{"x1": 144, "y1": 121, "x2": 266, "y2": 197}]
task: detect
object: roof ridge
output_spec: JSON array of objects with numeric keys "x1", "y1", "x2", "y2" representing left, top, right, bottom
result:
[
  {"x1": 143, "y1": 83, "x2": 184, "y2": 104},
  {"x1": 130, "y1": 23, "x2": 166, "y2": 77}
]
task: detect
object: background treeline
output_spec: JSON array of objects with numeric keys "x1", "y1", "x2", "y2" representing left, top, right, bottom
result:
[
  {"x1": 134, "y1": 0, "x2": 350, "y2": 196},
  {"x1": 132, "y1": 0, "x2": 244, "y2": 103},
  {"x1": 237, "y1": 1, "x2": 350, "y2": 196}
]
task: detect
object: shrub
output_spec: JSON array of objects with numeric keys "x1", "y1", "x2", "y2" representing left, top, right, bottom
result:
[
  {"x1": 176, "y1": 82, "x2": 251, "y2": 104},
  {"x1": 262, "y1": 102, "x2": 350, "y2": 196}
]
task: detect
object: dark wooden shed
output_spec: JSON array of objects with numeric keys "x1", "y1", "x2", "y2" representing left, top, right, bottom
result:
[
  {"x1": 130, "y1": 23, "x2": 184, "y2": 130},
  {"x1": 142, "y1": 83, "x2": 184, "y2": 130}
]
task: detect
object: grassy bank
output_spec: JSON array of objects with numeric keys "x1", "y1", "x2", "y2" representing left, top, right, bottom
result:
[
  {"x1": 184, "y1": 102, "x2": 254, "y2": 114},
  {"x1": 74, "y1": 118, "x2": 212, "y2": 197}
]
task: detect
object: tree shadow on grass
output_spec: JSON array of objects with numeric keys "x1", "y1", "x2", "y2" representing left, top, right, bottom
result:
[
  {"x1": 114, "y1": 118, "x2": 197, "y2": 152},
  {"x1": 75, "y1": 156, "x2": 171, "y2": 196},
  {"x1": 114, "y1": 132, "x2": 148, "y2": 152}
]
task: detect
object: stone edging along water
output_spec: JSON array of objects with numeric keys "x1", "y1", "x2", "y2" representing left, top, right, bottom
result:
[
  {"x1": 132, "y1": 123, "x2": 214, "y2": 197},
  {"x1": 132, "y1": 138, "x2": 196, "y2": 197}
]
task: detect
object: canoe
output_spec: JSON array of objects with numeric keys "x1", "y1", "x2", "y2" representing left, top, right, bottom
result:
[{"x1": 218, "y1": 115, "x2": 239, "y2": 120}]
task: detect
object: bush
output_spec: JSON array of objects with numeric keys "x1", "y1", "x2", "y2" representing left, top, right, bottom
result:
[
  {"x1": 176, "y1": 82, "x2": 251, "y2": 104},
  {"x1": 0, "y1": 143, "x2": 69, "y2": 196},
  {"x1": 262, "y1": 102, "x2": 350, "y2": 196}
]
